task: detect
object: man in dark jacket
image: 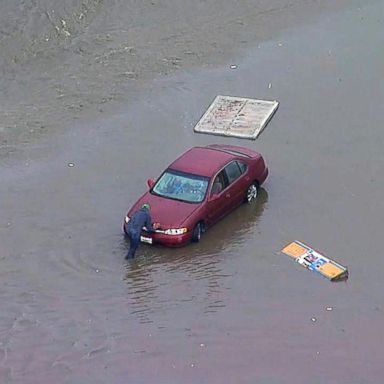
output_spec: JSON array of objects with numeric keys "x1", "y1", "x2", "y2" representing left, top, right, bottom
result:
[{"x1": 126, "y1": 203, "x2": 159, "y2": 259}]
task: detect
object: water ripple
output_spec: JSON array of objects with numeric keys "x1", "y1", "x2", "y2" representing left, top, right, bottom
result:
[{"x1": 121, "y1": 189, "x2": 268, "y2": 323}]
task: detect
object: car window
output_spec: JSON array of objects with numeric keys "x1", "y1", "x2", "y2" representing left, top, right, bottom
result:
[
  {"x1": 224, "y1": 161, "x2": 242, "y2": 184},
  {"x1": 237, "y1": 161, "x2": 247, "y2": 174},
  {"x1": 211, "y1": 170, "x2": 227, "y2": 195},
  {"x1": 152, "y1": 169, "x2": 209, "y2": 203}
]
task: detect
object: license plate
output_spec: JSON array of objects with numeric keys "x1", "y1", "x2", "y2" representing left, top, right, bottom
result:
[{"x1": 140, "y1": 236, "x2": 152, "y2": 244}]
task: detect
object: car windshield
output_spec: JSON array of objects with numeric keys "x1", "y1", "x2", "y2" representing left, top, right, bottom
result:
[{"x1": 152, "y1": 169, "x2": 209, "y2": 203}]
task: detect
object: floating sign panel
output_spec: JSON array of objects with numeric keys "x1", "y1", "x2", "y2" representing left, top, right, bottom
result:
[
  {"x1": 281, "y1": 240, "x2": 348, "y2": 281},
  {"x1": 194, "y1": 95, "x2": 279, "y2": 140}
]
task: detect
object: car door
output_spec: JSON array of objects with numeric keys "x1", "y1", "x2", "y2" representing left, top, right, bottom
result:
[
  {"x1": 222, "y1": 160, "x2": 248, "y2": 211},
  {"x1": 206, "y1": 169, "x2": 229, "y2": 226}
]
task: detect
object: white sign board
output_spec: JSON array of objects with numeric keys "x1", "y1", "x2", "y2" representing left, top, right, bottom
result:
[{"x1": 194, "y1": 95, "x2": 279, "y2": 140}]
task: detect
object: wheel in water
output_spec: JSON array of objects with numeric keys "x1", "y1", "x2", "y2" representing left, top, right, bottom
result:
[
  {"x1": 246, "y1": 183, "x2": 258, "y2": 203},
  {"x1": 192, "y1": 222, "x2": 202, "y2": 242}
]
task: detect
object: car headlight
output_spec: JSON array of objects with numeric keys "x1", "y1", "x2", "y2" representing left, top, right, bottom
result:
[
  {"x1": 164, "y1": 228, "x2": 188, "y2": 235},
  {"x1": 125, "y1": 216, "x2": 130, "y2": 224}
]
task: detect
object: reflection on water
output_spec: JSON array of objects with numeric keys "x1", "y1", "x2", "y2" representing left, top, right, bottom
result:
[{"x1": 123, "y1": 188, "x2": 268, "y2": 323}]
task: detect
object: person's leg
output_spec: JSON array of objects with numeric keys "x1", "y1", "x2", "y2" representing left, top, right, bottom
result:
[{"x1": 126, "y1": 229, "x2": 140, "y2": 259}]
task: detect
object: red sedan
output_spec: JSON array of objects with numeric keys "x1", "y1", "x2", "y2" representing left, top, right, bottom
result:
[{"x1": 123, "y1": 144, "x2": 268, "y2": 247}]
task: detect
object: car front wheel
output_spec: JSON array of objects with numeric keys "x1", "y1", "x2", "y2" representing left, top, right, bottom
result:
[
  {"x1": 192, "y1": 222, "x2": 202, "y2": 243},
  {"x1": 246, "y1": 182, "x2": 259, "y2": 203}
]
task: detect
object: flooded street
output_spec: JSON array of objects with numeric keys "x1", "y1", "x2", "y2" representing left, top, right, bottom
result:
[{"x1": 1, "y1": 1, "x2": 384, "y2": 383}]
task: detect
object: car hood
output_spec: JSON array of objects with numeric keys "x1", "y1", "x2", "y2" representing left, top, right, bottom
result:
[{"x1": 128, "y1": 192, "x2": 201, "y2": 228}]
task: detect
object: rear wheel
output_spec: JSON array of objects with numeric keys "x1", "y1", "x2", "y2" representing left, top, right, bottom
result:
[
  {"x1": 192, "y1": 222, "x2": 203, "y2": 243},
  {"x1": 246, "y1": 182, "x2": 259, "y2": 203}
]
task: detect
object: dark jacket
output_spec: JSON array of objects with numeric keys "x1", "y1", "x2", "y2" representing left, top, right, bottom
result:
[{"x1": 128, "y1": 208, "x2": 156, "y2": 233}]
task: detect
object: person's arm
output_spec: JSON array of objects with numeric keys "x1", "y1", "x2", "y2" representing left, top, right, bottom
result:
[{"x1": 145, "y1": 212, "x2": 156, "y2": 233}]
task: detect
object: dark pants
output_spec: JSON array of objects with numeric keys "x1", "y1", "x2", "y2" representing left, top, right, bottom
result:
[{"x1": 127, "y1": 228, "x2": 140, "y2": 258}]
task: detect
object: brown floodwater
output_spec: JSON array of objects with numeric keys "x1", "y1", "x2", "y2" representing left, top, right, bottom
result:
[{"x1": 1, "y1": 1, "x2": 384, "y2": 383}]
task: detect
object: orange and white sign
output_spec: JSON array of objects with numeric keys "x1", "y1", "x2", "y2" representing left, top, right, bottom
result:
[{"x1": 281, "y1": 240, "x2": 348, "y2": 281}]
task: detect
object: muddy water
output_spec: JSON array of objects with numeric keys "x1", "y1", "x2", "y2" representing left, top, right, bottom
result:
[
  {"x1": 0, "y1": 0, "x2": 354, "y2": 155},
  {"x1": 1, "y1": 1, "x2": 384, "y2": 383}
]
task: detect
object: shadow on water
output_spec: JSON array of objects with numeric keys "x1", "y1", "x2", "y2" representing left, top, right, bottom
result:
[{"x1": 121, "y1": 188, "x2": 268, "y2": 323}]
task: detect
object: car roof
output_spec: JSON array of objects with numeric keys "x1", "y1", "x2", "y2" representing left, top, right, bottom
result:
[{"x1": 168, "y1": 146, "x2": 241, "y2": 177}]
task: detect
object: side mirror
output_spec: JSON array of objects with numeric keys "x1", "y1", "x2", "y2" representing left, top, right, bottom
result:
[{"x1": 147, "y1": 178, "x2": 155, "y2": 189}]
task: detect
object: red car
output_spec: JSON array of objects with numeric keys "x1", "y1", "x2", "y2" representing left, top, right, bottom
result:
[{"x1": 123, "y1": 144, "x2": 268, "y2": 247}]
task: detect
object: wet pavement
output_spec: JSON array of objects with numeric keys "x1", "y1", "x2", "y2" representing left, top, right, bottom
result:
[{"x1": 1, "y1": 1, "x2": 384, "y2": 383}]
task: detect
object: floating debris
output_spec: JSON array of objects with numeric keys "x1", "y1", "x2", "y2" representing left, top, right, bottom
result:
[
  {"x1": 326, "y1": 306, "x2": 333, "y2": 311},
  {"x1": 229, "y1": 64, "x2": 238, "y2": 69},
  {"x1": 311, "y1": 317, "x2": 317, "y2": 323},
  {"x1": 281, "y1": 240, "x2": 348, "y2": 281},
  {"x1": 194, "y1": 95, "x2": 279, "y2": 140},
  {"x1": 68, "y1": 162, "x2": 75, "y2": 167},
  {"x1": 268, "y1": 83, "x2": 272, "y2": 89}
]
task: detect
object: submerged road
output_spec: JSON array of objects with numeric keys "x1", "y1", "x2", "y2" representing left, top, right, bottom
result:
[{"x1": 1, "y1": 1, "x2": 384, "y2": 383}]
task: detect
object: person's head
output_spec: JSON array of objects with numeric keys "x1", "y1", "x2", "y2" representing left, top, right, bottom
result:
[{"x1": 142, "y1": 203, "x2": 151, "y2": 211}]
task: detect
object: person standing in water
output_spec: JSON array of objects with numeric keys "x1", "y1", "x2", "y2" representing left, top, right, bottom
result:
[{"x1": 125, "y1": 203, "x2": 159, "y2": 259}]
